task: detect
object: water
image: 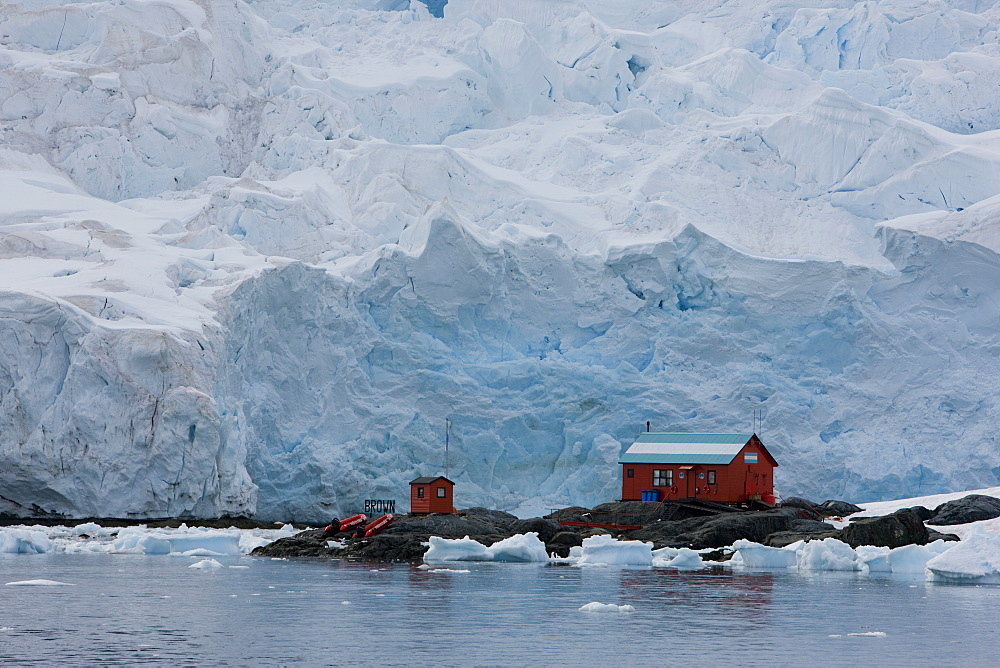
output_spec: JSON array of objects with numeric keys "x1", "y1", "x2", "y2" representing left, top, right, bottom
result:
[{"x1": 2, "y1": 554, "x2": 998, "y2": 665}]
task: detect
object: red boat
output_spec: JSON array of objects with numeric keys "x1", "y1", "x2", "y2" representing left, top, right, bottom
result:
[
  {"x1": 325, "y1": 514, "x2": 367, "y2": 535},
  {"x1": 363, "y1": 513, "x2": 394, "y2": 538}
]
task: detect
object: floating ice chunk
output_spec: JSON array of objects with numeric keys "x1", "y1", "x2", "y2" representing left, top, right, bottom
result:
[
  {"x1": 182, "y1": 549, "x2": 226, "y2": 557},
  {"x1": 423, "y1": 533, "x2": 548, "y2": 562},
  {"x1": 5, "y1": 579, "x2": 74, "y2": 586},
  {"x1": 732, "y1": 540, "x2": 797, "y2": 569},
  {"x1": 423, "y1": 536, "x2": 492, "y2": 562},
  {"x1": 926, "y1": 531, "x2": 1000, "y2": 583},
  {"x1": 887, "y1": 541, "x2": 952, "y2": 574},
  {"x1": 654, "y1": 548, "x2": 706, "y2": 570},
  {"x1": 486, "y1": 532, "x2": 548, "y2": 562},
  {"x1": 0, "y1": 529, "x2": 53, "y2": 554},
  {"x1": 112, "y1": 532, "x2": 171, "y2": 555},
  {"x1": 341, "y1": 601, "x2": 351, "y2": 605},
  {"x1": 71, "y1": 522, "x2": 103, "y2": 536},
  {"x1": 578, "y1": 535, "x2": 652, "y2": 566},
  {"x1": 847, "y1": 632, "x2": 887, "y2": 637},
  {"x1": 579, "y1": 602, "x2": 635, "y2": 613},
  {"x1": 429, "y1": 568, "x2": 471, "y2": 573},
  {"x1": 652, "y1": 547, "x2": 679, "y2": 561},
  {"x1": 796, "y1": 538, "x2": 859, "y2": 571},
  {"x1": 189, "y1": 558, "x2": 224, "y2": 569},
  {"x1": 855, "y1": 546, "x2": 891, "y2": 573}
]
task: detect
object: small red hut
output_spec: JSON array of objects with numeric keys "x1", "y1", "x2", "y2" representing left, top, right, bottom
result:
[
  {"x1": 409, "y1": 476, "x2": 456, "y2": 514},
  {"x1": 619, "y1": 433, "x2": 777, "y2": 505}
]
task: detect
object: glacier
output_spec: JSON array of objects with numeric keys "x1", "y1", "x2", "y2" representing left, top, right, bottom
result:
[{"x1": 2, "y1": 0, "x2": 1000, "y2": 521}]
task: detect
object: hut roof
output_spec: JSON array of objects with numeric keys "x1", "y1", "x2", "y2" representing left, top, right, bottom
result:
[{"x1": 619, "y1": 433, "x2": 765, "y2": 465}]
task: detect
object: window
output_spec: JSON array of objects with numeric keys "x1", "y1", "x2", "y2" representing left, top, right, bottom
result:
[
  {"x1": 652, "y1": 469, "x2": 672, "y2": 487},
  {"x1": 744, "y1": 452, "x2": 758, "y2": 463},
  {"x1": 707, "y1": 470, "x2": 716, "y2": 485},
  {"x1": 627, "y1": 468, "x2": 634, "y2": 478},
  {"x1": 437, "y1": 486, "x2": 447, "y2": 498},
  {"x1": 417, "y1": 487, "x2": 424, "y2": 498}
]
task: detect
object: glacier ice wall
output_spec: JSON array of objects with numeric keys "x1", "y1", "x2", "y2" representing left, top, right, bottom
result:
[{"x1": 2, "y1": 0, "x2": 1000, "y2": 520}]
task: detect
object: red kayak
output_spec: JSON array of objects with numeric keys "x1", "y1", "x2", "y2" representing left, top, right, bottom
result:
[{"x1": 363, "y1": 513, "x2": 394, "y2": 538}]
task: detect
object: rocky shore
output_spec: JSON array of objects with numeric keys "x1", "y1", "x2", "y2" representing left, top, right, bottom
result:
[{"x1": 250, "y1": 494, "x2": 1000, "y2": 562}]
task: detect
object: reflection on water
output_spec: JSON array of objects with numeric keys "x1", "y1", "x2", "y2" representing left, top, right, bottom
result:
[{"x1": 1, "y1": 554, "x2": 998, "y2": 665}]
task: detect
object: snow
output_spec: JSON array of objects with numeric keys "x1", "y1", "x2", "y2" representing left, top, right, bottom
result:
[{"x1": 2, "y1": 0, "x2": 1000, "y2": 520}]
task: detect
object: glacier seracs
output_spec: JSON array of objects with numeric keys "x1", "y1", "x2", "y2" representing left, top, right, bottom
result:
[{"x1": 1, "y1": 0, "x2": 1000, "y2": 520}]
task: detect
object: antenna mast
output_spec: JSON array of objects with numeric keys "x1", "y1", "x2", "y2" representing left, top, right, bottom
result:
[{"x1": 445, "y1": 418, "x2": 450, "y2": 479}]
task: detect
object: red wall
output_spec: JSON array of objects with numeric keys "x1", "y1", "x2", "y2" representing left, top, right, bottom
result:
[
  {"x1": 410, "y1": 481, "x2": 456, "y2": 514},
  {"x1": 620, "y1": 439, "x2": 775, "y2": 503}
]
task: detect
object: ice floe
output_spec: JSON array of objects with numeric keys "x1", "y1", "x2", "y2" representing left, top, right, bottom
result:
[{"x1": 579, "y1": 602, "x2": 635, "y2": 614}]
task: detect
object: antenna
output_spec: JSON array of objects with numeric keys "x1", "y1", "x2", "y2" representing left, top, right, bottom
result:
[
  {"x1": 751, "y1": 408, "x2": 764, "y2": 437},
  {"x1": 445, "y1": 418, "x2": 450, "y2": 479}
]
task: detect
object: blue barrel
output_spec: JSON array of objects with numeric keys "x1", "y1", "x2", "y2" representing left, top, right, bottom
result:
[{"x1": 641, "y1": 489, "x2": 660, "y2": 502}]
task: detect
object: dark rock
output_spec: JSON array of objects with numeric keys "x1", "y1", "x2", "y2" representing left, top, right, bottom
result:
[
  {"x1": 387, "y1": 513, "x2": 506, "y2": 538},
  {"x1": 778, "y1": 497, "x2": 823, "y2": 520},
  {"x1": 251, "y1": 529, "x2": 331, "y2": 558},
  {"x1": 818, "y1": 500, "x2": 863, "y2": 517},
  {"x1": 928, "y1": 495, "x2": 1000, "y2": 525},
  {"x1": 511, "y1": 518, "x2": 563, "y2": 543},
  {"x1": 927, "y1": 528, "x2": 961, "y2": 542},
  {"x1": 789, "y1": 518, "x2": 837, "y2": 533},
  {"x1": 765, "y1": 530, "x2": 839, "y2": 548},
  {"x1": 839, "y1": 509, "x2": 929, "y2": 548},
  {"x1": 591, "y1": 501, "x2": 674, "y2": 526},
  {"x1": 896, "y1": 506, "x2": 933, "y2": 522},
  {"x1": 545, "y1": 531, "x2": 584, "y2": 558},
  {"x1": 460, "y1": 507, "x2": 519, "y2": 529},
  {"x1": 544, "y1": 506, "x2": 594, "y2": 523},
  {"x1": 627, "y1": 508, "x2": 803, "y2": 549}
]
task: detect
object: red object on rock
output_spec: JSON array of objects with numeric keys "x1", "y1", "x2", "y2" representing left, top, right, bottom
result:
[{"x1": 363, "y1": 514, "x2": 394, "y2": 537}]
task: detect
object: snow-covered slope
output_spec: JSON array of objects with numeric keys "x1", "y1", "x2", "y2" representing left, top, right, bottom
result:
[{"x1": 2, "y1": 0, "x2": 1000, "y2": 521}]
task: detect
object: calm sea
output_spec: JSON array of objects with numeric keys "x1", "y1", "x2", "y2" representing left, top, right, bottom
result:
[{"x1": 1, "y1": 553, "x2": 998, "y2": 665}]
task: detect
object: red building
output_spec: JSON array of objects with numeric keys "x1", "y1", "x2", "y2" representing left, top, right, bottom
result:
[
  {"x1": 620, "y1": 433, "x2": 777, "y2": 505},
  {"x1": 409, "y1": 476, "x2": 456, "y2": 514}
]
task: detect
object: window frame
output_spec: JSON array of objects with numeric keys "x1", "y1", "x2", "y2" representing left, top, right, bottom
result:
[
  {"x1": 416, "y1": 487, "x2": 424, "y2": 498},
  {"x1": 707, "y1": 470, "x2": 716, "y2": 485},
  {"x1": 652, "y1": 469, "x2": 673, "y2": 487},
  {"x1": 626, "y1": 468, "x2": 634, "y2": 478},
  {"x1": 436, "y1": 486, "x2": 447, "y2": 498}
]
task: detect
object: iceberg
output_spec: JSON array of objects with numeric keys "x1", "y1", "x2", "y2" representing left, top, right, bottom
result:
[
  {"x1": 926, "y1": 531, "x2": 1000, "y2": 584},
  {"x1": 577, "y1": 535, "x2": 653, "y2": 566},
  {"x1": 796, "y1": 539, "x2": 860, "y2": 571},
  {"x1": 732, "y1": 540, "x2": 798, "y2": 570},
  {"x1": 422, "y1": 532, "x2": 548, "y2": 563}
]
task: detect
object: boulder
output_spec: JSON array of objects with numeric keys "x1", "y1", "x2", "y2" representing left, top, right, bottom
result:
[
  {"x1": 895, "y1": 506, "x2": 933, "y2": 522},
  {"x1": 928, "y1": 495, "x2": 1000, "y2": 525},
  {"x1": 778, "y1": 497, "x2": 824, "y2": 520},
  {"x1": 545, "y1": 531, "x2": 584, "y2": 558},
  {"x1": 839, "y1": 509, "x2": 929, "y2": 548},
  {"x1": 510, "y1": 518, "x2": 563, "y2": 543},
  {"x1": 818, "y1": 500, "x2": 863, "y2": 517},
  {"x1": 927, "y1": 528, "x2": 961, "y2": 542}
]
